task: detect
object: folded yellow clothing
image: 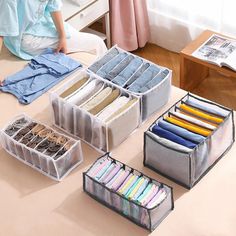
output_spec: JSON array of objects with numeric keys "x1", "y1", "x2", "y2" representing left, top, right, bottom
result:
[
  {"x1": 165, "y1": 116, "x2": 212, "y2": 136},
  {"x1": 179, "y1": 110, "x2": 218, "y2": 127},
  {"x1": 106, "y1": 98, "x2": 138, "y2": 122},
  {"x1": 82, "y1": 87, "x2": 120, "y2": 115},
  {"x1": 60, "y1": 76, "x2": 89, "y2": 98},
  {"x1": 179, "y1": 104, "x2": 223, "y2": 124}
]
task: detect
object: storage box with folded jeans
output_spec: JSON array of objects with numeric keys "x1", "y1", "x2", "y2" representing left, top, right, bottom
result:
[
  {"x1": 50, "y1": 69, "x2": 140, "y2": 152},
  {"x1": 88, "y1": 46, "x2": 172, "y2": 121},
  {"x1": 0, "y1": 114, "x2": 83, "y2": 181},
  {"x1": 83, "y1": 153, "x2": 174, "y2": 231},
  {"x1": 144, "y1": 93, "x2": 235, "y2": 189}
]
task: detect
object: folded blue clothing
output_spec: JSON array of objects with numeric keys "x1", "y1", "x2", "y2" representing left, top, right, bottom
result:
[
  {"x1": 111, "y1": 57, "x2": 143, "y2": 87},
  {"x1": 152, "y1": 124, "x2": 197, "y2": 149},
  {"x1": 125, "y1": 63, "x2": 150, "y2": 88},
  {"x1": 96, "y1": 52, "x2": 127, "y2": 78},
  {"x1": 139, "y1": 69, "x2": 169, "y2": 93},
  {"x1": 158, "y1": 119, "x2": 205, "y2": 144},
  {"x1": 89, "y1": 48, "x2": 119, "y2": 73},
  {"x1": 185, "y1": 97, "x2": 229, "y2": 117},
  {"x1": 128, "y1": 65, "x2": 160, "y2": 93},
  {"x1": 0, "y1": 49, "x2": 81, "y2": 104},
  {"x1": 105, "y1": 55, "x2": 134, "y2": 81}
]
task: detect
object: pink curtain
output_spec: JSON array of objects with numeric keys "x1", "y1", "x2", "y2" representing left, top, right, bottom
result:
[{"x1": 109, "y1": 0, "x2": 150, "y2": 51}]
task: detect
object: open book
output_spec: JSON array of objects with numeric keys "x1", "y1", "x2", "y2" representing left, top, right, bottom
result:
[{"x1": 192, "y1": 34, "x2": 236, "y2": 71}]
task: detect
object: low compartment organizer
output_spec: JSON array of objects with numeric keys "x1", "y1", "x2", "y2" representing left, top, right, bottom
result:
[
  {"x1": 50, "y1": 69, "x2": 140, "y2": 152},
  {"x1": 88, "y1": 46, "x2": 172, "y2": 121},
  {"x1": 144, "y1": 93, "x2": 235, "y2": 189},
  {"x1": 0, "y1": 114, "x2": 83, "y2": 181},
  {"x1": 83, "y1": 153, "x2": 174, "y2": 231}
]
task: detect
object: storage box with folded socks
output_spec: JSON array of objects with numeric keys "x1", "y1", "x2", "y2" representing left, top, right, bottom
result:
[
  {"x1": 83, "y1": 153, "x2": 174, "y2": 231},
  {"x1": 0, "y1": 114, "x2": 83, "y2": 181},
  {"x1": 144, "y1": 93, "x2": 235, "y2": 189},
  {"x1": 88, "y1": 46, "x2": 172, "y2": 121},
  {"x1": 50, "y1": 69, "x2": 140, "y2": 152}
]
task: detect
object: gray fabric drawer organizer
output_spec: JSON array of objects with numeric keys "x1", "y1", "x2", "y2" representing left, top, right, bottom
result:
[
  {"x1": 83, "y1": 153, "x2": 174, "y2": 231},
  {"x1": 88, "y1": 46, "x2": 172, "y2": 121},
  {"x1": 144, "y1": 93, "x2": 235, "y2": 189}
]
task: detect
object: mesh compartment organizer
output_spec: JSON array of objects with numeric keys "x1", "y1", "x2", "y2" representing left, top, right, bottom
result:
[
  {"x1": 144, "y1": 93, "x2": 235, "y2": 189},
  {"x1": 50, "y1": 69, "x2": 140, "y2": 152},
  {"x1": 0, "y1": 114, "x2": 83, "y2": 181},
  {"x1": 83, "y1": 153, "x2": 174, "y2": 231},
  {"x1": 88, "y1": 46, "x2": 172, "y2": 121}
]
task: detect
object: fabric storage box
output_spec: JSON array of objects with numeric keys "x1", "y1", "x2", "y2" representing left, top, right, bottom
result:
[
  {"x1": 0, "y1": 114, "x2": 83, "y2": 181},
  {"x1": 88, "y1": 46, "x2": 172, "y2": 121},
  {"x1": 50, "y1": 69, "x2": 140, "y2": 152},
  {"x1": 83, "y1": 153, "x2": 174, "y2": 231},
  {"x1": 144, "y1": 93, "x2": 235, "y2": 189}
]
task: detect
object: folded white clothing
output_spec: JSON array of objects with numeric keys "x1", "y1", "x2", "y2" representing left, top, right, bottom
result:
[
  {"x1": 172, "y1": 111, "x2": 216, "y2": 130},
  {"x1": 66, "y1": 80, "x2": 103, "y2": 105},
  {"x1": 97, "y1": 96, "x2": 130, "y2": 122}
]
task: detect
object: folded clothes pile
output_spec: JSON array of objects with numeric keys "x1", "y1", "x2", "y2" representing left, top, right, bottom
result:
[
  {"x1": 144, "y1": 93, "x2": 234, "y2": 188},
  {"x1": 1, "y1": 115, "x2": 83, "y2": 180},
  {"x1": 0, "y1": 49, "x2": 81, "y2": 104},
  {"x1": 60, "y1": 75, "x2": 138, "y2": 123},
  {"x1": 51, "y1": 70, "x2": 140, "y2": 151},
  {"x1": 89, "y1": 47, "x2": 169, "y2": 93},
  {"x1": 88, "y1": 46, "x2": 172, "y2": 121},
  {"x1": 83, "y1": 154, "x2": 173, "y2": 231},
  {"x1": 87, "y1": 157, "x2": 167, "y2": 209},
  {"x1": 151, "y1": 96, "x2": 228, "y2": 150}
]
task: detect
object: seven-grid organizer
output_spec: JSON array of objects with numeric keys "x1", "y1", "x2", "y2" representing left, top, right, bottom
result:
[
  {"x1": 0, "y1": 114, "x2": 83, "y2": 181},
  {"x1": 144, "y1": 93, "x2": 235, "y2": 189},
  {"x1": 83, "y1": 153, "x2": 174, "y2": 231},
  {"x1": 89, "y1": 46, "x2": 172, "y2": 121},
  {"x1": 50, "y1": 69, "x2": 140, "y2": 152}
]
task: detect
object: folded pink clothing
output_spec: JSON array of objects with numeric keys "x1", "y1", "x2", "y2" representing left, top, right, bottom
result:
[
  {"x1": 101, "y1": 164, "x2": 122, "y2": 184},
  {"x1": 87, "y1": 158, "x2": 111, "y2": 178},
  {"x1": 109, "y1": 170, "x2": 130, "y2": 191},
  {"x1": 146, "y1": 188, "x2": 167, "y2": 209}
]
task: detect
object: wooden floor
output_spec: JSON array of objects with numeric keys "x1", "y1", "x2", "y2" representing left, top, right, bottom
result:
[{"x1": 133, "y1": 43, "x2": 236, "y2": 110}]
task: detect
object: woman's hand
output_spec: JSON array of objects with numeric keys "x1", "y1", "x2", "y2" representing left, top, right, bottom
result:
[
  {"x1": 56, "y1": 36, "x2": 67, "y2": 54},
  {"x1": 51, "y1": 11, "x2": 67, "y2": 54}
]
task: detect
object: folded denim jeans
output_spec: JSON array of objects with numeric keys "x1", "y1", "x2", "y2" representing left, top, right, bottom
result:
[
  {"x1": 124, "y1": 63, "x2": 150, "y2": 88},
  {"x1": 111, "y1": 57, "x2": 143, "y2": 87},
  {"x1": 139, "y1": 69, "x2": 169, "y2": 93},
  {"x1": 89, "y1": 48, "x2": 119, "y2": 73},
  {"x1": 105, "y1": 55, "x2": 135, "y2": 81},
  {"x1": 128, "y1": 65, "x2": 161, "y2": 93},
  {"x1": 96, "y1": 52, "x2": 128, "y2": 78}
]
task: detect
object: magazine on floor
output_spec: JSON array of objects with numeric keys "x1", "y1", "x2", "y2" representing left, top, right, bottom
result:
[{"x1": 192, "y1": 34, "x2": 236, "y2": 71}]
